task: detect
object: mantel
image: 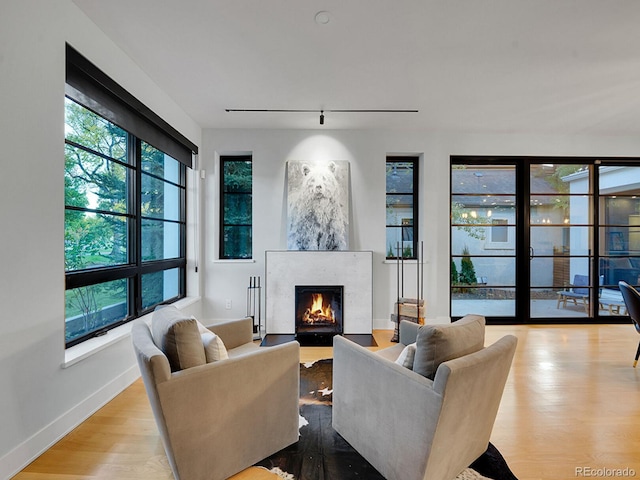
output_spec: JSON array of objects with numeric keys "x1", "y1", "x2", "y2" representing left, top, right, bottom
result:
[{"x1": 265, "y1": 250, "x2": 373, "y2": 335}]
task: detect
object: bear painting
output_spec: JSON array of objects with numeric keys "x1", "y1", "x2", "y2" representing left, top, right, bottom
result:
[{"x1": 287, "y1": 160, "x2": 349, "y2": 251}]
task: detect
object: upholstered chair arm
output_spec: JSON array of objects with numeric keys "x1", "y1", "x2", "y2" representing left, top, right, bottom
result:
[
  {"x1": 157, "y1": 340, "x2": 300, "y2": 480},
  {"x1": 131, "y1": 320, "x2": 171, "y2": 384},
  {"x1": 399, "y1": 320, "x2": 420, "y2": 345},
  {"x1": 205, "y1": 317, "x2": 254, "y2": 349},
  {"x1": 332, "y1": 335, "x2": 442, "y2": 480},
  {"x1": 130, "y1": 321, "x2": 175, "y2": 475}
]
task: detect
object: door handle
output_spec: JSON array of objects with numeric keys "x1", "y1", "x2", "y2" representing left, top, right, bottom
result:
[{"x1": 530, "y1": 247, "x2": 534, "y2": 260}]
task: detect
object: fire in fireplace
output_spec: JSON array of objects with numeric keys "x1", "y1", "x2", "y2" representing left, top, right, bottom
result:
[{"x1": 295, "y1": 285, "x2": 343, "y2": 344}]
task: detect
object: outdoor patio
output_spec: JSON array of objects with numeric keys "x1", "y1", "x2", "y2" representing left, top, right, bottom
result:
[{"x1": 452, "y1": 297, "x2": 626, "y2": 319}]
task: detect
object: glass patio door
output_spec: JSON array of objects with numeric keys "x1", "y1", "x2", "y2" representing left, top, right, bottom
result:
[
  {"x1": 451, "y1": 164, "x2": 517, "y2": 318},
  {"x1": 451, "y1": 157, "x2": 640, "y2": 323},
  {"x1": 529, "y1": 163, "x2": 594, "y2": 319},
  {"x1": 598, "y1": 165, "x2": 640, "y2": 318}
]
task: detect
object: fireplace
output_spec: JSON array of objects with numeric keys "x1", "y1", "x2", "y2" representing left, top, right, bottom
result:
[{"x1": 295, "y1": 285, "x2": 343, "y2": 345}]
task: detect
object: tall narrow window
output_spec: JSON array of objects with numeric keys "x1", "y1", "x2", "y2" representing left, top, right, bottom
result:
[
  {"x1": 386, "y1": 157, "x2": 419, "y2": 259},
  {"x1": 220, "y1": 156, "x2": 252, "y2": 259},
  {"x1": 65, "y1": 45, "x2": 196, "y2": 347}
]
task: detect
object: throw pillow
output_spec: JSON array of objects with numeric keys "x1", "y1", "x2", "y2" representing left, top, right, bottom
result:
[
  {"x1": 395, "y1": 342, "x2": 417, "y2": 369},
  {"x1": 412, "y1": 314, "x2": 485, "y2": 380},
  {"x1": 197, "y1": 321, "x2": 229, "y2": 362},
  {"x1": 152, "y1": 306, "x2": 206, "y2": 372}
]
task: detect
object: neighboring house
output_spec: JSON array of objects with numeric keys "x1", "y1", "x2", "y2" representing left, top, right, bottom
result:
[
  {"x1": 565, "y1": 166, "x2": 640, "y2": 287},
  {"x1": 452, "y1": 165, "x2": 640, "y2": 292},
  {"x1": 452, "y1": 168, "x2": 563, "y2": 289}
]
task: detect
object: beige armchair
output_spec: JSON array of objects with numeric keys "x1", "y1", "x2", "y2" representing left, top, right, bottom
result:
[
  {"x1": 333, "y1": 315, "x2": 517, "y2": 480},
  {"x1": 131, "y1": 307, "x2": 300, "y2": 480}
]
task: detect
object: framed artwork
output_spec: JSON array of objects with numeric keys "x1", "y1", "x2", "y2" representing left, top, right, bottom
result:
[{"x1": 287, "y1": 160, "x2": 350, "y2": 251}]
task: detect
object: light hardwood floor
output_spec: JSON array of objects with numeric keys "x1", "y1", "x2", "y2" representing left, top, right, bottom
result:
[{"x1": 12, "y1": 325, "x2": 640, "y2": 480}]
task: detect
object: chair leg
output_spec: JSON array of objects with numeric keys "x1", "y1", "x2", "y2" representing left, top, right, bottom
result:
[
  {"x1": 634, "y1": 341, "x2": 640, "y2": 368},
  {"x1": 557, "y1": 294, "x2": 564, "y2": 309}
]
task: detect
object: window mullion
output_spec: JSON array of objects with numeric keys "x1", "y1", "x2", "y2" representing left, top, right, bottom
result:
[
  {"x1": 132, "y1": 136, "x2": 142, "y2": 316},
  {"x1": 180, "y1": 163, "x2": 187, "y2": 263}
]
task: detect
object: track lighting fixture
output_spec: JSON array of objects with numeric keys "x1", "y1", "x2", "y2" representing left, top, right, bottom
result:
[{"x1": 225, "y1": 108, "x2": 418, "y2": 126}]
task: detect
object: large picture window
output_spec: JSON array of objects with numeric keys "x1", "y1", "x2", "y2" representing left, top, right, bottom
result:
[
  {"x1": 65, "y1": 45, "x2": 197, "y2": 347},
  {"x1": 386, "y1": 157, "x2": 419, "y2": 259},
  {"x1": 220, "y1": 155, "x2": 253, "y2": 259}
]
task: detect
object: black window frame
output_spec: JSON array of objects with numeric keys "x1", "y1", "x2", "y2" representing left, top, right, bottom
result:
[
  {"x1": 386, "y1": 156, "x2": 419, "y2": 260},
  {"x1": 219, "y1": 155, "x2": 253, "y2": 260},
  {"x1": 64, "y1": 44, "x2": 197, "y2": 348}
]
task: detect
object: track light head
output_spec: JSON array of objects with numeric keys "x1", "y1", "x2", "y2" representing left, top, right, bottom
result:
[{"x1": 320, "y1": 110, "x2": 325, "y2": 125}]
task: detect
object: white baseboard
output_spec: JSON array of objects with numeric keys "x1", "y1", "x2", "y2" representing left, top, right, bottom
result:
[{"x1": 0, "y1": 365, "x2": 140, "y2": 480}]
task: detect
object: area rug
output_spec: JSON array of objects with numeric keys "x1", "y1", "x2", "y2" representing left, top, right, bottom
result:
[{"x1": 255, "y1": 359, "x2": 518, "y2": 480}]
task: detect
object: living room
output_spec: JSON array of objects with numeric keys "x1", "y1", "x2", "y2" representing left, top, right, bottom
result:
[{"x1": 2, "y1": 1, "x2": 640, "y2": 479}]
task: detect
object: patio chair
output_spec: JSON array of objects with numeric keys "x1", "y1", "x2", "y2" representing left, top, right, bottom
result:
[
  {"x1": 557, "y1": 274, "x2": 592, "y2": 313},
  {"x1": 598, "y1": 288, "x2": 627, "y2": 315}
]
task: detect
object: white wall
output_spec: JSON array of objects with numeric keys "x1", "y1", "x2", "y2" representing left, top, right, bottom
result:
[
  {"x1": 0, "y1": 2, "x2": 202, "y2": 477},
  {"x1": 202, "y1": 129, "x2": 640, "y2": 329},
  {"x1": 202, "y1": 130, "x2": 408, "y2": 327}
]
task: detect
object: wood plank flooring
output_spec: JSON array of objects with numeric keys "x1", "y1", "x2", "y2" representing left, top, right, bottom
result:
[{"x1": 12, "y1": 325, "x2": 640, "y2": 480}]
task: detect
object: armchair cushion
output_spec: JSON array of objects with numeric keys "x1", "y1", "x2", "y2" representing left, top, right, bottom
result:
[
  {"x1": 198, "y1": 322, "x2": 229, "y2": 362},
  {"x1": 152, "y1": 306, "x2": 206, "y2": 372},
  {"x1": 395, "y1": 342, "x2": 416, "y2": 369},
  {"x1": 413, "y1": 314, "x2": 485, "y2": 379}
]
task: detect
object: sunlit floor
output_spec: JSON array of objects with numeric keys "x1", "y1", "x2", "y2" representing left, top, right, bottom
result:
[{"x1": 485, "y1": 324, "x2": 640, "y2": 480}]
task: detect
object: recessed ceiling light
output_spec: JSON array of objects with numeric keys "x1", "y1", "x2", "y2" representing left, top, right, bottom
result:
[{"x1": 315, "y1": 11, "x2": 331, "y2": 25}]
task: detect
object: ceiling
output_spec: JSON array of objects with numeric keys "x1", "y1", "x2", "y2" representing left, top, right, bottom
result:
[{"x1": 72, "y1": 0, "x2": 640, "y2": 133}]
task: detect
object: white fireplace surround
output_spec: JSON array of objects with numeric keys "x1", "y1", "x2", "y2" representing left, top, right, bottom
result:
[{"x1": 265, "y1": 250, "x2": 373, "y2": 334}]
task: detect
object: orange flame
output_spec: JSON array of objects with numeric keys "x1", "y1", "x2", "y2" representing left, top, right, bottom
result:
[
  {"x1": 310, "y1": 293, "x2": 325, "y2": 314},
  {"x1": 303, "y1": 293, "x2": 335, "y2": 324}
]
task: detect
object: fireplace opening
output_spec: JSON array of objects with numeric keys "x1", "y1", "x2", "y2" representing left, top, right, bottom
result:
[{"x1": 295, "y1": 285, "x2": 343, "y2": 345}]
